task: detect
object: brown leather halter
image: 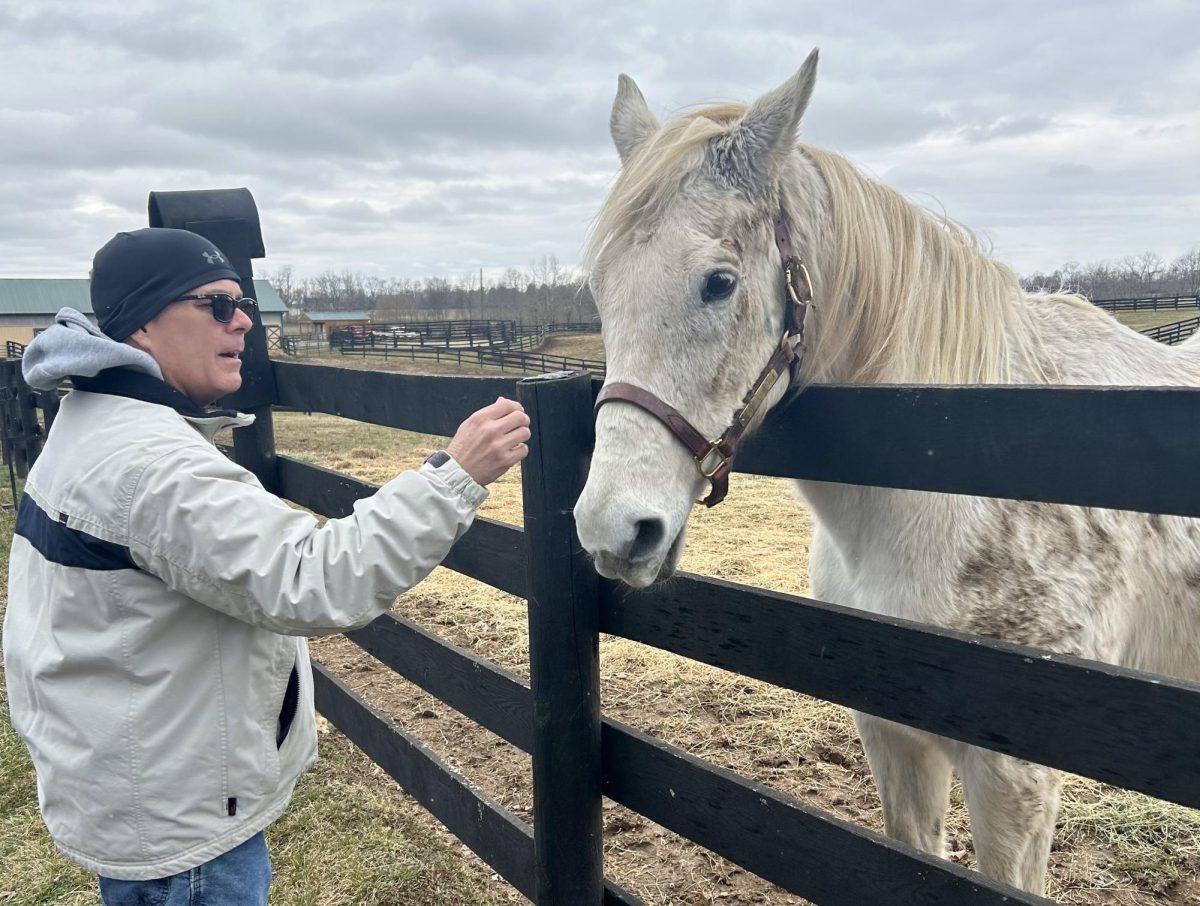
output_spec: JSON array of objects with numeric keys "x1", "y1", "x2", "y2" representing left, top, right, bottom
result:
[{"x1": 594, "y1": 211, "x2": 814, "y2": 507}]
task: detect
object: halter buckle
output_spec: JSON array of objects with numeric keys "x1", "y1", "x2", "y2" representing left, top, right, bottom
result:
[
  {"x1": 696, "y1": 443, "x2": 730, "y2": 480},
  {"x1": 785, "y1": 259, "x2": 814, "y2": 309}
]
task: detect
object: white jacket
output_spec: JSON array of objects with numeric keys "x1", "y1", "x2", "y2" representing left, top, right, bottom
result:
[{"x1": 3, "y1": 369, "x2": 486, "y2": 879}]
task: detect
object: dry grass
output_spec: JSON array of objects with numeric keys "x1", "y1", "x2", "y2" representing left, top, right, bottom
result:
[{"x1": 535, "y1": 333, "x2": 607, "y2": 361}]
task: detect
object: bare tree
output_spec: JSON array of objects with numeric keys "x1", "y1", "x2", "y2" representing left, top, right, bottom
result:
[
  {"x1": 1170, "y1": 248, "x2": 1200, "y2": 295},
  {"x1": 531, "y1": 255, "x2": 567, "y2": 324},
  {"x1": 1020, "y1": 246, "x2": 1200, "y2": 300},
  {"x1": 265, "y1": 264, "x2": 300, "y2": 309}
]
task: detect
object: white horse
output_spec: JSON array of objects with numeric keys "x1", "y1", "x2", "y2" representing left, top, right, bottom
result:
[{"x1": 573, "y1": 49, "x2": 1200, "y2": 895}]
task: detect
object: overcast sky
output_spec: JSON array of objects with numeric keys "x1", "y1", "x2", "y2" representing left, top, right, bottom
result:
[{"x1": 2, "y1": 0, "x2": 1197, "y2": 284}]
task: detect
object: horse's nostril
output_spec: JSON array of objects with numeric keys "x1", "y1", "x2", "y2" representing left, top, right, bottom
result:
[{"x1": 629, "y1": 517, "x2": 666, "y2": 561}]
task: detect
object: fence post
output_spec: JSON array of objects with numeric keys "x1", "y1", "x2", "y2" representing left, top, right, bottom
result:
[{"x1": 518, "y1": 370, "x2": 603, "y2": 905}]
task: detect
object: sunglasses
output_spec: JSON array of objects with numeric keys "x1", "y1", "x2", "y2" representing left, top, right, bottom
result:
[{"x1": 175, "y1": 293, "x2": 259, "y2": 323}]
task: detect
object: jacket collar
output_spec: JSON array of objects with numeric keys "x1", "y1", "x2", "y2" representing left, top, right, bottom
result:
[{"x1": 72, "y1": 368, "x2": 254, "y2": 439}]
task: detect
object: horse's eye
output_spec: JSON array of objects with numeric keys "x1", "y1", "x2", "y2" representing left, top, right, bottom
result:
[{"x1": 701, "y1": 271, "x2": 738, "y2": 304}]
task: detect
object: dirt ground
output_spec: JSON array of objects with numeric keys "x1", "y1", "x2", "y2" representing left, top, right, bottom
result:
[{"x1": 271, "y1": 409, "x2": 1200, "y2": 906}]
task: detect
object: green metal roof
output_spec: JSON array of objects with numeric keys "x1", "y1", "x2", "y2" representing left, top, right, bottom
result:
[
  {"x1": 303, "y1": 311, "x2": 372, "y2": 322},
  {"x1": 0, "y1": 278, "x2": 287, "y2": 315}
]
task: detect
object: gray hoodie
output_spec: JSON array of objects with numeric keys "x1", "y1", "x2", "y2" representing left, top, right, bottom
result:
[{"x1": 21, "y1": 307, "x2": 162, "y2": 390}]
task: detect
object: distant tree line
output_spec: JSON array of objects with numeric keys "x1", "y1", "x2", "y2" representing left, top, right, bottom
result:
[
  {"x1": 263, "y1": 245, "x2": 1200, "y2": 326},
  {"x1": 264, "y1": 256, "x2": 596, "y2": 324},
  {"x1": 1019, "y1": 246, "x2": 1200, "y2": 300}
]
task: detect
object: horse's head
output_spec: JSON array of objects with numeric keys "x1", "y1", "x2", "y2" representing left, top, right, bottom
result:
[{"x1": 575, "y1": 50, "x2": 828, "y2": 588}]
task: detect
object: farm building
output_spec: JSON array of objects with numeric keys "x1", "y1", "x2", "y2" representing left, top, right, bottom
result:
[
  {"x1": 300, "y1": 311, "x2": 372, "y2": 336},
  {"x1": 0, "y1": 278, "x2": 287, "y2": 346}
]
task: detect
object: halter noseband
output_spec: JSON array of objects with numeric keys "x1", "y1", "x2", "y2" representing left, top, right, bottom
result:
[{"x1": 593, "y1": 211, "x2": 814, "y2": 507}]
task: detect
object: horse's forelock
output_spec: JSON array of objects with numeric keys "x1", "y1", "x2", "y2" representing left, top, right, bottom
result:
[{"x1": 587, "y1": 104, "x2": 748, "y2": 270}]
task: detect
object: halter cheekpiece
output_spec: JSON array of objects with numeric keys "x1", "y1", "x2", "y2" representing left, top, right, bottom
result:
[{"x1": 593, "y1": 211, "x2": 814, "y2": 506}]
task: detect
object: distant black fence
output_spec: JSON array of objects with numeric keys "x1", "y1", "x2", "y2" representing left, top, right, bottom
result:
[
  {"x1": 330, "y1": 319, "x2": 521, "y2": 349},
  {"x1": 278, "y1": 319, "x2": 605, "y2": 377},
  {"x1": 1091, "y1": 294, "x2": 1200, "y2": 312},
  {"x1": 8, "y1": 356, "x2": 1200, "y2": 906},
  {"x1": 328, "y1": 320, "x2": 598, "y2": 351},
  {"x1": 334, "y1": 342, "x2": 607, "y2": 378},
  {"x1": 1139, "y1": 315, "x2": 1200, "y2": 345}
]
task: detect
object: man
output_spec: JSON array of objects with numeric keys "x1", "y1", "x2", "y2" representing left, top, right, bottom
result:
[{"x1": 3, "y1": 227, "x2": 531, "y2": 905}]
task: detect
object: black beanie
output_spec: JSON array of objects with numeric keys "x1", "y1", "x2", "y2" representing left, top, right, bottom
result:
[{"x1": 90, "y1": 228, "x2": 243, "y2": 340}]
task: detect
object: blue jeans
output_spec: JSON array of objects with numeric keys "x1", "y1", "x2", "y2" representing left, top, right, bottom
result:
[{"x1": 98, "y1": 832, "x2": 271, "y2": 906}]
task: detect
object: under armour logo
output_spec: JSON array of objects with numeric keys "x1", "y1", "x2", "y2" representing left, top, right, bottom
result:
[{"x1": 202, "y1": 250, "x2": 226, "y2": 264}]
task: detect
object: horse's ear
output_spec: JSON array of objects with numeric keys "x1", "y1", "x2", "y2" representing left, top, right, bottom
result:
[
  {"x1": 715, "y1": 48, "x2": 819, "y2": 191},
  {"x1": 611, "y1": 74, "x2": 660, "y2": 164}
]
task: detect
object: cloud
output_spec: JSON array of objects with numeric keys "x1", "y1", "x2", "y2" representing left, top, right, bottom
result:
[{"x1": 2, "y1": 0, "x2": 1197, "y2": 279}]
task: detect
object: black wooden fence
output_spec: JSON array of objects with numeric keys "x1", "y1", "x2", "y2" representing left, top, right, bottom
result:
[
  {"x1": 323, "y1": 319, "x2": 598, "y2": 352},
  {"x1": 334, "y1": 342, "x2": 607, "y2": 378},
  {"x1": 1139, "y1": 315, "x2": 1200, "y2": 345},
  {"x1": 329, "y1": 320, "x2": 598, "y2": 353},
  {"x1": 7, "y1": 355, "x2": 1200, "y2": 905},
  {"x1": 1091, "y1": 293, "x2": 1200, "y2": 312}
]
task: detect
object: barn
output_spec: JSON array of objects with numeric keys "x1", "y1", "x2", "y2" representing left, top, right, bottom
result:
[{"x1": 0, "y1": 278, "x2": 288, "y2": 347}]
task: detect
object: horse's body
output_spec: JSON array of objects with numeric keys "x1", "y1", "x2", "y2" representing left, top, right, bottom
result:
[{"x1": 573, "y1": 50, "x2": 1200, "y2": 894}]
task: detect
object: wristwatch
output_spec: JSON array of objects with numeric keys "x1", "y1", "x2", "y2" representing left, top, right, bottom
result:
[{"x1": 424, "y1": 450, "x2": 452, "y2": 468}]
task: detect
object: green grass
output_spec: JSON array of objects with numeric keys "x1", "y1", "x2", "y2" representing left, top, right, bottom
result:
[{"x1": 0, "y1": 465, "x2": 511, "y2": 905}]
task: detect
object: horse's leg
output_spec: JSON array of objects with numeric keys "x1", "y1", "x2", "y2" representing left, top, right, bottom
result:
[
  {"x1": 853, "y1": 713, "x2": 954, "y2": 856},
  {"x1": 958, "y1": 747, "x2": 1061, "y2": 894}
]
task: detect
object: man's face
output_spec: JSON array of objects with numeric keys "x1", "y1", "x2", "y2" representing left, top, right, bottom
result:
[{"x1": 127, "y1": 278, "x2": 251, "y2": 405}]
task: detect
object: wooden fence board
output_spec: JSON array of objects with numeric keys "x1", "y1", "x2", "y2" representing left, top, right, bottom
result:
[
  {"x1": 313, "y1": 661, "x2": 643, "y2": 905},
  {"x1": 281, "y1": 445, "x2": 1200, "y2": 808},
  {"x1": 312, "y1": 664, "x2": 538, "y2": 898},
  {"x1": 344, "y1": 613, "x2": 533, "y2": 751},
  {"x1": 333, "y1": 604, "x2": 1032, "y2": 903},
  {"x1": 272, "y1": 360, "x2": 518, "y2": 436},
  {"x1": 602, "y1": 720, "x2": 1049, "y2": 906},
  {"x1": 276, "y1": 455, "x2": 526, "y2": 596},
  {"x1": 600, "y1": 574, "x2": 1200, "y2": 809},
  {"x1": 738, "y1": 385, "x2": 1200, "y2": 516}
]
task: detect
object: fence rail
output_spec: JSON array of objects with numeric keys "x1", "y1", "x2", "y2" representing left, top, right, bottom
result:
[
  {"x1": 327, "y1": 319, "x2": 599, "y2": 351},
  {"x1": 1090, "y1": 293, "x2": 1200, "y2": 312},
  {"x1": 335, "y1": 343, "x2": 607, "y2": 377},
  {"x1": 1139, "y1": 315, "x2": 1200, "y2": 345},
  {"x1": 9, "y1": 357, "x2": 1199, "y2": 905},
  {"x1": 279, "y1": 321, "x2": 604, "y2": 376}
]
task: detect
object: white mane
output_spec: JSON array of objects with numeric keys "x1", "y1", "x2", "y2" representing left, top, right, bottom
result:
[{"x1": 799, "y1": 145, "x2": 1060, "y2": 386}]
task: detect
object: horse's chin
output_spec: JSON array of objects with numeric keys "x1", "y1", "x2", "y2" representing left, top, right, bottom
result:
[{"x1": 592, "y1": 528, "x2": 685, "y2": 589}]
